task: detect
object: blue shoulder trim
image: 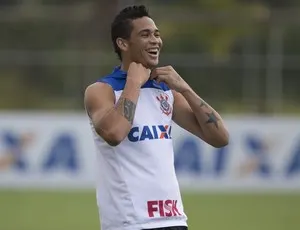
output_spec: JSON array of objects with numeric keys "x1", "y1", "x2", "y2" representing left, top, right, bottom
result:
[
  {"x1": 97, "y1": 66, "x2": 170, "y2": 92},
  {"x1": 142, "y1": 80, "x2": 170, "y2": 91},
  {"x1": 97, "y1": 76, "x2": 126, "y2": 91},
  {"x1": 98, "y1": 77, "x2": 170, "y2": 92}
]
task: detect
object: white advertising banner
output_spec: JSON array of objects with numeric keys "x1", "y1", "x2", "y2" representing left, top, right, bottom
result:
[
  {"x1": 0, "y1": 113, "x2": 97, "y2": 188},
  {"x1": 0, "y1": 113, "x2": 299, "y2": 191}
]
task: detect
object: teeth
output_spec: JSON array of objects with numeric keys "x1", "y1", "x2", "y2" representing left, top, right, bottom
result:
[{"x1": 148, "y1": 48, "x2": 159, "y2": 52}]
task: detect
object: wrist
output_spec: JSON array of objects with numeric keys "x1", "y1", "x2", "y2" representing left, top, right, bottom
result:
[
  {"x1": 178, "y1": 85, "x2": 192, "y2": 95},
  {"x1": 126, "y1": 77, "x2": 142, "y2": 89}
]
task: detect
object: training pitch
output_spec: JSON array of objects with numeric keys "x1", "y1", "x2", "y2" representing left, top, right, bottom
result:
[{"x1": 0, "y1": 190, "x2": 299, "y2": 230}]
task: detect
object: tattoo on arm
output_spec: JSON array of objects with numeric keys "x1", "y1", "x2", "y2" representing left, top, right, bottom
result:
[
  {"x1": 205, "y1": 112, "x2": 219, "y2": 129},
  {"x1": 199, "y1": 99, "x2": 208, "y2": 108},
  {"x1": 116, "y1": 98, "x2": 136, "y2": 124},
  {"x1": 123, "y1": 99, "x2": 136, "y2": 124},
  {"x1": 198, "y1": 99, "x2": 219, "y2": 128}
]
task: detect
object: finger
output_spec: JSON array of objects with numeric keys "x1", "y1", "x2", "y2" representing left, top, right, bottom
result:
[
  {"x1": 154, "y1": 68, "x2": 170, "y2": 74},
  {"x1": 150, "y1": 74, "x2": 160, "y2": 80},
  {"x1": 155, "y1": 66, "x2": 173, "y2": 72},
  {"x1": 150, "y1": 69, "x2": 168, "y2": 79},
  {"x1": 150, "y1": 69, "x2": 157, "y2": 79},
  {"x1": 153, "y1": 75, "x2": 168, "y2": 84},
  {"x1": 155, "y1": 65, "x2": 171, "y2": 69}
]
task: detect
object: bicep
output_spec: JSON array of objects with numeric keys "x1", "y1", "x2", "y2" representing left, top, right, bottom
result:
[
  {"x1": 84, "y1": 82, "x2": 115, "y2": 127},
  {"x1": 172, "y1": 90, "x2": 205, "y2": 140}
]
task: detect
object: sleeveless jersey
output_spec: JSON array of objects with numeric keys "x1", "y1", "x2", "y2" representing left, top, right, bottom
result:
[{"x1": 88, "y1": 67, "x2": 187, "y2": 230}]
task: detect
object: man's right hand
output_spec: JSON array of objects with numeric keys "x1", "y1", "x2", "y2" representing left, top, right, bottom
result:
[{"x1": 127, "y1": 62, "x2": 151, "y2": 87}]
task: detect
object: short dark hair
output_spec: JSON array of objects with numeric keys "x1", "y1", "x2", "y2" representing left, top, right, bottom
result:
[{"x1": 111, "y1": 5, "x2": 151, "y2": 60}]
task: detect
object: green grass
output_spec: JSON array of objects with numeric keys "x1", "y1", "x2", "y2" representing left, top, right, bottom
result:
[{"x1": 0, "y1": 190, "x2": 299, "y2": 230}]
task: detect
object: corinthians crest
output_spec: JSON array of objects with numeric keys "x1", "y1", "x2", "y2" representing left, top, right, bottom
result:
[{"x1": 156, "y1": 93, "x2": 172, "y2": 116}]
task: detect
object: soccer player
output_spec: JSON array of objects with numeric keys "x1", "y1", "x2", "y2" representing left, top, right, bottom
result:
[{"x1": 84, "y1": 5, "x2": 229, "y2": 230}]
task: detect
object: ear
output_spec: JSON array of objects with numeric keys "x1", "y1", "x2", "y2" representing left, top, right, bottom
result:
[{"x1": 116, "y1": 38, "x2": 129, "y2": 52}]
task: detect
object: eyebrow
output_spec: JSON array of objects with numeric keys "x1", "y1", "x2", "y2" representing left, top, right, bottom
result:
[{"x1": 138, "y1": 29, "x2": 160, "y2": 34}]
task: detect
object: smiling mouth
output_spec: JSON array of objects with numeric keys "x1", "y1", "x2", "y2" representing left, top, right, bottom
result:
[{"x1": 146, "y1": 49, "x2": 159, "y2": 58}]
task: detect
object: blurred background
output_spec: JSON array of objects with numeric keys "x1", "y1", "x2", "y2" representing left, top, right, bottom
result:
[{"x1": 0, "y1": 0, "x2": 300, "y2": 230}]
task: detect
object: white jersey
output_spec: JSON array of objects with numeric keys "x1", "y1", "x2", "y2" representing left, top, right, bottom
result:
[{"x1": 88, "y1": 67, "x2": 187, "y2": 230}]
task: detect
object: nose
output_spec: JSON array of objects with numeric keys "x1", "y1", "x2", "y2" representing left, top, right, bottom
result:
[{"x1": 150, "y1": 34, "x2": 160, "y2": 44}]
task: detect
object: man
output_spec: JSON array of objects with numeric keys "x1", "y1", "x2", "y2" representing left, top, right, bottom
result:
[{"x1": 84, "y1": 5, "x2": 229, "y2": 230}]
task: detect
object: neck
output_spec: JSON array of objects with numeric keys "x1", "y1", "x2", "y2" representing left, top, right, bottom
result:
[
  {"x1": 120, "y1": 59, "x2": 152, "y2": 72},
  {"x1": 120, "y1": 59, "x2": 131, "y2": 72}
]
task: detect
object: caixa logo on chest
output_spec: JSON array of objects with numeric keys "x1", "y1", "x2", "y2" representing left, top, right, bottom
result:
[{"x1": 128, "y1": 125, "x2": 172, "y2": 142}]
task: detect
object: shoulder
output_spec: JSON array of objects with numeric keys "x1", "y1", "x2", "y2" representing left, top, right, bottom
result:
[
  {"x1": 84, "y1": 71, "x2": 120, "y2": 103},
  {"x1": 97, "y1": 75, "x2": 126, "y2": 91},
  {"x1": 85, "y1": 81, "x2": 112, "y2": 95},
  {"x1": 84, "y1": 82, "x2": 115, "y2": 110}
]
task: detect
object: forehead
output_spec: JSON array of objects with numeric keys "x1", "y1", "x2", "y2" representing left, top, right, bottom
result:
[{"x1": 131, "y1": 17, "x2": 158, "y2": 33}]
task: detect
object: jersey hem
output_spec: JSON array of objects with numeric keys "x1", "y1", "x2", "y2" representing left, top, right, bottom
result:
[
  {"x1": 141, "y1": 219, "x2": 188, "y2": 229},
  {"x1": 101, "y1": 220, "x2": 187, "y2": 230}
]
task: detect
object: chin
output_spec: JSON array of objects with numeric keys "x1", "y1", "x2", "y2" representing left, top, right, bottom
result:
[{"x1": 146, "y1": 60, "x2": 159, "y2": 68}]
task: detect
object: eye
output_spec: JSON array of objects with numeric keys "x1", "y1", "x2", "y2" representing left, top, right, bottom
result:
[
  {"x1": 154, "y1": 33, "x2": 161, "y2": 38},
  {"x1": 141, "y1": 33, "x2": 149, "y2": 38}
]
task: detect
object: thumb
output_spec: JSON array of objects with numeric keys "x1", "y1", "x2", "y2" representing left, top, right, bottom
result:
[{"x1": 150, "y1": 69, "x2": 157, "y2": 79}]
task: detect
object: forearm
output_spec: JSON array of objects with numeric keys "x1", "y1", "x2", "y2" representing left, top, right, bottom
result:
[
  {"x1": 114, "y1": 78, "x2": 140, "y2": 123},
  {"x1": 181, "y1": 87, "x2": 229, "y2": 146},
  {"x1": 94, "y1": 79, "x2": 140, "y2": 144}
]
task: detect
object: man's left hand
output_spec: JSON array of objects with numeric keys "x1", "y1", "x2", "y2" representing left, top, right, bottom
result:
[{"x1": 151, "y1": 66, "x2": 190, "y2": 93}]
